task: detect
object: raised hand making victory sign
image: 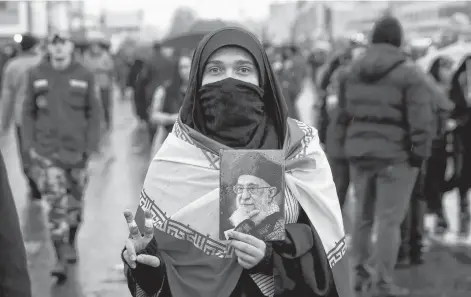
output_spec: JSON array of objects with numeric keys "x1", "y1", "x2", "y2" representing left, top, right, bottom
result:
[{"x1": 122, "y1": 209, "x2": 160, "y2": 269}]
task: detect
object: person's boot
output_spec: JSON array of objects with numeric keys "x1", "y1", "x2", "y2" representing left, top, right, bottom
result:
[
  {"x1": 395, "y1": 247, "x2": 410, "y2": 269},
  {"x1": 64, "y1": 243, "x2": 78, "y2": 264},
  {"x1": 395, "y1": 256, "x2": 410, "y2": 269},
  {"x1": 410, "y1": 241, "x2": 424, "y2": 266},
  {"x1": 410, "y1": 248, "x2": 424, "y2": 266},
  {"x1": 434, "y1": 212, "x2": 448, "y2": 235},
  {"x1": 459, "y1": 211, "x2": 470, "y2": 238},
  {"x1": 29, "y1": 191, "x2": 42, "y2": 202},
  {"x1": 66, "y1": 226, "x2": 79, "y2": 264},
  {"x1": 28, "y1": 178, "x2": 42, "y2": 202},
  {"x1": 354, "y1": 265, "x2": 373, "y2": 293},
  {"x1": 51, "y1": 240, "x2": 68, "y2": 284}
]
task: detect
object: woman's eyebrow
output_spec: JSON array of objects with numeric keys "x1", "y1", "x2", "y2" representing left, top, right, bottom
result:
[
  {"x1": 235, "y1": 59, "x2": 254, "y2": 65},
  {"x1": 206, "y1": 60, "x2": 223, "y2": 65},
  {"x1": 206, "y1": 59, "x2": 254, "y2": 65}
]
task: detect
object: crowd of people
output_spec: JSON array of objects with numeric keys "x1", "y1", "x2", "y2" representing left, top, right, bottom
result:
[{"x1": 0, "y1": 13, "x2": 470, "y2": 297}]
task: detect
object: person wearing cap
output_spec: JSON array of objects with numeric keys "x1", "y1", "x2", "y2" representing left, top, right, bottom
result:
[
  {"x1": 337, "y1": 16, "x2": 437, "y2": 296},
  {"x1": 225, "y1": 153, "x2": 285, "y2": 241},
  {"x1": 21, "y1": 31, "x2": 101, "y2": 282},
  {"x1": 0, "y1": 33, "x2": 42, "y2": 202}
]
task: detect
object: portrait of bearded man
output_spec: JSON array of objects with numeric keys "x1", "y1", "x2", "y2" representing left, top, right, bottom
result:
[{"x1": 221, "y1": 152, "x2": 285, "y2": 241}]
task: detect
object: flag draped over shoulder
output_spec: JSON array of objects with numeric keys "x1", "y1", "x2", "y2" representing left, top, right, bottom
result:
[{"x1": 134, "y1": 118, "x2": 352, "y2": 297}]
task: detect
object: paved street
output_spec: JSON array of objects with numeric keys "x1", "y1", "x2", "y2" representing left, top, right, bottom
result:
[{"x1": 0, "y1": 82, "x2": 470, "y2": 297}]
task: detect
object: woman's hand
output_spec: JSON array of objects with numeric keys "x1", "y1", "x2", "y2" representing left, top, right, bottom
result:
[
  {"x1": 228, "y1": 231, "x2": 266, "y2": 269},
  {"x1": 123, "y1": 209, "x2": 161, "y2": 269}
]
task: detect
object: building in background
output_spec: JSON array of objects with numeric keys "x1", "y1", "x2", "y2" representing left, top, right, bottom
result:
[
  {"x1": 265, "y1": 1, "x2": 330, "y2": 46},
  {"x1": 263, "y1": 1, "x2": 298, "y2": 45},
  {"x1": 100, "y1": 10, "x2": 144, "y2": 35},
  {"x1": 0, "y1": 1, "x2": 33, "y2": 45},
  {"x1": 329, "y1": 1, "x2": 358, "y2": 38},
  {"x1": 0, "y1": 0, "x2": 85, "y2": 43},
  {"x1": 343, "y1": 1, "x2": 390, "y2": 35},
  {"x1": 391, "y1": 0, "x2": 471, "y2": 38}
]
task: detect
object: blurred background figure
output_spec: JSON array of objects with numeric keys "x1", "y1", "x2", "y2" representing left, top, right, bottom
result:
[
  {"x1": 315, "y1": 36, "x2": 366, "y2": 144},
  {"x1": 83, "y1": 33, "x2": 115, "y2": 133},
  {"x1": 21, "y1": 31, "x2": 101, "y2": 283},
  {"x1": 0, "y1": 33, "x2": 41, "y2": 203},
  {"x1": 113, "y1": 37, "x2": 136, "y2": 100},
  {"x1": 0, "y1": 43, "x2": 18, "y2": 91},
  {"x1": 278, "y1": 45, "x2": 306, "y2": 120},
  {"x1": 148, "y1": 52, "x2": 191, "y2": 155},
  {"x1": 338, "y1": 16, "x2": 437, "y2": 297}
]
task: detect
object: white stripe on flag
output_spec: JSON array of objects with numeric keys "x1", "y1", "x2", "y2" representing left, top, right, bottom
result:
[{"x1": 251, "y1": 273, "x2": 275, "y2": 296}]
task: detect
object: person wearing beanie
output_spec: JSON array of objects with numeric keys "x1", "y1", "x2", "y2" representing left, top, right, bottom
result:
[
  {"x1": 18, "y1": 34, "x2": 38, "y2": 52},
  {"x1": 331, "y1": 15, "x2": 443, "y2": 297},
  {"x1": 0, "y1": 33, "x2": 42, "y2": 202},
  {"x1": 370, "y1": 16, "x2": 403, "y2": 48}
]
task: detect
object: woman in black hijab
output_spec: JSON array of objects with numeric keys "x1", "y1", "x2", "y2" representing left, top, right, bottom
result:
[{"x1": 120, "y1": 28, "x2": 350, "y2": 297}]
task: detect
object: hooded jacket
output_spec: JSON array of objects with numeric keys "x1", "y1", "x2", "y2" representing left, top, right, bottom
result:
[{"x1": 339, "y1": 44, "x2": 435, "y2": 165}]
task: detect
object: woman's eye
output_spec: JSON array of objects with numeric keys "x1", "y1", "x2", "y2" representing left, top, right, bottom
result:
[
  {"x1": 207, "y1": 67, "x2": 222, "y2": 74},
  {"x1": 238, "y1": 66, "x2": 252, "y2": 74}
]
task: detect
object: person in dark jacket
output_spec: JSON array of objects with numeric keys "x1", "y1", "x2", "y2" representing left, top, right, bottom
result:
[
  {"x1": 337, "y1": 17, "x2": 435, "y2": 296},
  {"x1": 143, "y1": 43, "x2": 175, "y2": 120},
  {"x1": 0, "y1": 152, "x2": 32, "y2": 297},
  {"x1": 21, "y1": 31, "x2": 101, "y2": 282},
  {"x1": 129, "y1": 43, "x2": 175, "y2": 152},
  {"x1": 424, "y1": 57, "x2": 455, "y2": 235},
  {"x1": 324, "y1": 46, "x2": 365, "y2": 209},
  {"x1": 448, "y1": 59, "x2": 471, "y2": 237},
  {"x1": 148, "y1": 53, "x2": 191, "y2": 151},
  {"x1": 316, "y1": 51, "x2": 350, "y2": 145},
  {"x1": 127, "y1": 57, "x2": 146, "y2": 122}
]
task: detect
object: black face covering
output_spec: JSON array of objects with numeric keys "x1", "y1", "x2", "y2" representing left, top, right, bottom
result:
[{"x1": 198, "y1": 77, "x2": 267, "y2": 148}]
